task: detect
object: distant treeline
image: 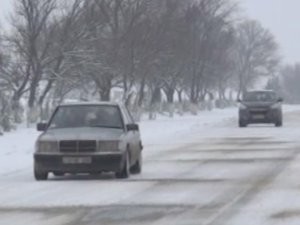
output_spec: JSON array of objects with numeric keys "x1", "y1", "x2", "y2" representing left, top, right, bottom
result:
[{"x1": 0, "y1": 0, "x2": 280, "y2": 130}]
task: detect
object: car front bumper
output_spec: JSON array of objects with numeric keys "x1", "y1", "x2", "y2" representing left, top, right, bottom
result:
[
  {"x1": 239, "y1": 108, "x2": 281, "y2": 123},
  {"x1": 34, "y1": 152, "x2": 126, "y2": 173}
]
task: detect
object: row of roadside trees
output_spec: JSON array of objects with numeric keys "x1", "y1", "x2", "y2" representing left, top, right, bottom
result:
[
  {"x1": 266, "y1": 63, "x2": 300, "y2": 104},
  {"x1": 0, "y1": 0, "x2": 280, "y2": 131}
]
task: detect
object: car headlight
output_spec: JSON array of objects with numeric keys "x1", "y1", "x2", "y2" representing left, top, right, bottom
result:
[
  {"x1": 271, "y1": 103, "x2": 280, "y2": 109},
  {"x1": 36, "y1": 141, "x2": 58, "y2": 153},
  {"x1": 98, "y1": 141, "x2": 120, "y2": 152}
]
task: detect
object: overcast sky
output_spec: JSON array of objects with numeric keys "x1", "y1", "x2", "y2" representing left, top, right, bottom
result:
[
  {"x1": 0, "y1": 0, "x2": 13, "y2": 30},
  {"x1": 0, "y1": 0, "x2": 300, "y2": 64},
  {"x1": 240, "y1": 0, "x2": 300, "y2": 64}
]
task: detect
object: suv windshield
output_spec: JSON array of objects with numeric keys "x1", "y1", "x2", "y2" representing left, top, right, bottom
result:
[
  {"x1": 48, "y1": 105, "x2": 123, "y2": 129},
  {"x1": 243, "y1": 91, "x2": 277, "y2": 102}
]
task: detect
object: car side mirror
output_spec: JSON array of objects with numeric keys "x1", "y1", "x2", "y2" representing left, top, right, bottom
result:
[
  {"x1": 126, "y1": 124, "x2": 139, "y2": 132},
  {"x1": 37, "y1": 122, "x2": 47, "y2": 131},
  {"x1": 278, "y1": 97, "x2": 283, "y2": 102}
]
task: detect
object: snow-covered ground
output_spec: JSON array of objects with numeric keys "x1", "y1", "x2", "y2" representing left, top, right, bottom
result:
[
  {"x1": 1, "y1": 105, "x2": 300, "y2": 225},
  {"x1": 0, "y1": 108, "x2": 234, "y2": 175}
]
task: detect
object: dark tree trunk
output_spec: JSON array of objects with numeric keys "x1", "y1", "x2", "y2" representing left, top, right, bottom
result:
[
  {"x1": 13, "y1": 64, "x2": 31, "y2": 102},
  {"x1": 38, "y1": 79, "x2": 54, "y2": 106},
  {"x1": 99, "y1": 89, "x2": 111, "y2": 101},
  {"x1": 199, "y1": 91, "x2": 206, "y2": 102},
  {"x1": 39, "y1": 56, "x2": 63, "y2": 106},
  {"x1": 150, "y1": 86, "x2": 161, "y2": 105},
  {"x1": 238, "y1": 72, "x2": 246, "y2": 98},
  {"x1": 123, "y1": 41, "x2": 135, "y2": 101},
  {"x1": 94, "y1": 75, "x2": 112, "y2": 102},
  {"x1": 125, "y1": 92, "x2": 133, "y2": 107},
  {"x1": 190, "y1": 74, "x2": 197, "y2": 103},
  {"x1": 164, "y1": 87, "x2": 175, "y2": 103},
  {"x1": 177, "y1": 90, "x2": 183, "y2": 103},
  {"x1": 11, "y1": 100, "x2": 23, "y2": 124},
  {"x1": 28, "y1": 81, "x2": 38, "y2": 108},
  {"x1": 28, "y1": 66, "x2": 42, "y2": 108},
  {"x1": 138, "y1": 77, "x2": 146, "y2": 107}
]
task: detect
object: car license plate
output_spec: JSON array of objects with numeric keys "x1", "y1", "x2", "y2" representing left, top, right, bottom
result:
[
  {"x1": 252, "y1": 114, "x2": 265, "y2": 119},
  {"x1": 62, "y1": 157, "x2": 92, "y2": 164}
]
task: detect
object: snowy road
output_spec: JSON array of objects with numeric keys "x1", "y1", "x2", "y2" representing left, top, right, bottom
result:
[{"x1": 1, "y1": 107, "x2": 300, "y2": 225}]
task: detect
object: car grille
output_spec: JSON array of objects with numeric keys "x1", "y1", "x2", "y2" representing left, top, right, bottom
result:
[
  {"x1": 249, "y1": 107, "x2": 269, "y2": 113},
  {"x1": 59, "y1": 140, "x2": 96, "y2": 153}
]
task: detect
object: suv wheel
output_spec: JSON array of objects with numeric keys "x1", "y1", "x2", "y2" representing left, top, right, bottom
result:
[
  {"x1": 116, "y1": 151, "x2": 130, "y2": 179},
  {"x1": 130, "y1": 151, "x2": 142, "y2": 174},
  {"x1": 34, "y1": 170, "x2": 48, "y2": 181},
  {"x1": 275, "y1": 120, "x2": 282, "y2": 127},
  {"x1": 239, "y1": 120, "x2": 247, "y2": 127}
]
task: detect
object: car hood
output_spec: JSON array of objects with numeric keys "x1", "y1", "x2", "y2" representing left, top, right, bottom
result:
[
  {"x1": 39, "y1": 127, "x2": 124, "y2": 141},
  {"x1": 241, "y1": 101, "x2": 277, "y2": 108}
]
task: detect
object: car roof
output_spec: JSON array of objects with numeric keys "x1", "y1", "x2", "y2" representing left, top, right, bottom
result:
[
  {"x1": 59, "y1": 101, "x2": 121, "y2": 107},
  {"x1": 246, "y1": 89, "x2": 276, "y2": 93}
]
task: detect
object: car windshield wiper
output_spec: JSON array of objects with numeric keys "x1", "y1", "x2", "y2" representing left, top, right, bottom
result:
[{"x1": 89, "y1": 125, "x2": 123, "y2": 129}]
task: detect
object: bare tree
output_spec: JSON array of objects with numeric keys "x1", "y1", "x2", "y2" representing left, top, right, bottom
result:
[
  {"x1": 234, "y1": 20, "x2": 280, "y2": 97},
  {"x1": 181, "y1": 0, "x2": 237, "y2": 103},
  {"x1": 280, "y1": 64, "x2": 300, "y2": 103},
  {"x1": 7, "y1": 0, "x2": 88, "y2": 121},
  {"x1": 37, "y1": 0, "x2": 86, "y2": 107},
  {"x1": 10, "y1": 0, "x2": 57, "y2": 109},
  {"x1": 0, "y1": 0, "x2": 283, "y2": 126}
]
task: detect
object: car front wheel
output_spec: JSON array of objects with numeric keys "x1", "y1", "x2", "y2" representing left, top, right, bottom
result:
[
  {"x1": 116, "y1": 151, "x2": 130, "y2": 179},
  {"x1": 34, "y1": 162, "x2": 48, "y2": 181},
  {"x1": 34, "y1": 170, "x2": 48, "y2": 181}
]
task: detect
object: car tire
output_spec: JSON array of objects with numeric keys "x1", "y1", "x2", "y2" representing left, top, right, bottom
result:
[
  {"x1": 116, "y1": 151, "x2": 130, "y2": 179},
  {"x1": 34, "y1": 166, "x2": 48, "y2": 181},
  {"x1": 130, "y1": 151, "x2": 142, "y2": 174},
  {"x1": 239, "y1": 120, "x2": 247, "y2": 127},
  {"x1": 275, "y1": 120, "x2": 282, "y2": 127},
  {"x1": 34, "y1": 161, "x2": 48, "y2": 181}
]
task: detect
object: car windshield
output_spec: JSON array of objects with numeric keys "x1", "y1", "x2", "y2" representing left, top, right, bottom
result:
[
  {"x1": 243, "y1": 92, "x2": 277, "y2": 102},
  {"x1": 48, "y1": 105, "x2": 123, "y2": 129}
]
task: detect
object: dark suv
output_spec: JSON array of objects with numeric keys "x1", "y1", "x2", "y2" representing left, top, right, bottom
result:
[{"x1": 238, "y1": 90, "x2": 283, "y2": 127}]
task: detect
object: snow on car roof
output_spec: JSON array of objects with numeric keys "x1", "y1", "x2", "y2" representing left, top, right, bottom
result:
[
  {"x1": 246, "y1": 89, "x2": 275, "y2": 93},
  {"x1": 59, "y1": 101, "x2": 120, "y2": 107}
]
